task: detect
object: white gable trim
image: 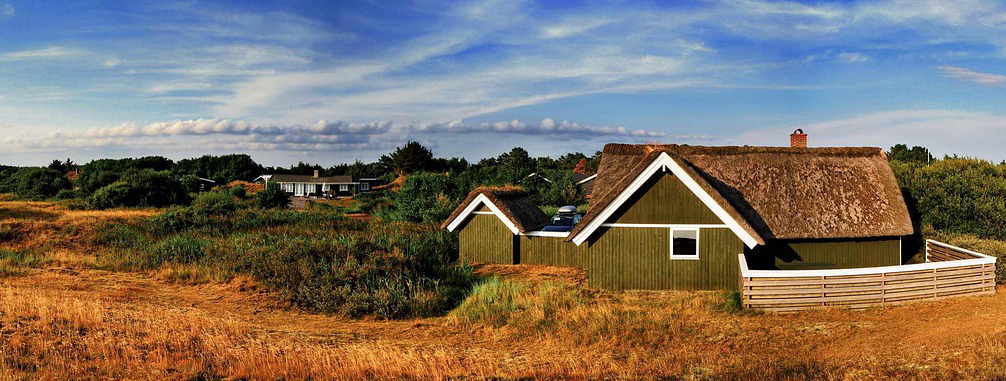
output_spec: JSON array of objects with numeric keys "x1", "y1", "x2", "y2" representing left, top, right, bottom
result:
[
  {"x1": 444, "y1": 194, "x2": 520, "y2": 235},
  {"x1": 576, "y1": 174, "x2": 597, "y2": 185},
  {"x1": 570, "y1": 152, "x2": 760, "y2": 248}
]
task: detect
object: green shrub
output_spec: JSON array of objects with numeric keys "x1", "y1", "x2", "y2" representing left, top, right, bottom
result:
[
  {"x1": 54, "y1": 188, "x2": 80, "y2": 200},
  {"x1": 203, "y1": 222, "x2": 470, "y2": 318},
  {"x1": 717, "y1": 291, "x2": 745, "y2": 314},
  {"x1": 893, "y1": 159, "x2": 1006, "y2": 240},
  {"x1": 255, "y1": 182, "x2": 289, "y2": 209},
  {"x1": 88, "y1": 169, "x2": 189, "y2": 209},
  {"x1": 0, "y1": 248, "x2": 51, "y2": 275},
  {"x1": 395, "y1": 172, "x2": 460, "y2": 223},
  {"x1": 229, "y1": 185, "x2": 247, "y2": 199},
  {"x1": 191, "y1": 191, "x2": 237, "y2": 215},
  {"x1": 148, "y1": 236, "x2": 207, "y2": 266},
  {"x1": 87, "y1": 182, "x2": 134, "y2": 209},
  {"x1": 94, "y1": 223, "x2": 144, "y2": 248},
  {"x1": 0, "y1": 167, "x2": 71, "y2": 199}
]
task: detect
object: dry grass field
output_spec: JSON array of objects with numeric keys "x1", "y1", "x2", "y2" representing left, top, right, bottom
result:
[{"x1": 2, "y1": 200, "x2": 1006, "y2": 380}]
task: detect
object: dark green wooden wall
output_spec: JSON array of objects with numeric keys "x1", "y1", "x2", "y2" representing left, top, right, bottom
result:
[
  {"x1": 586, "y1": 227, "x2": 745, "y2": 290},
  {"x1": 767, "y1": 238, "x2": 901, "y2": 269},
  {"x1": 609, "y1": 171, "x2": 722, "y2": 224},
  {"x1": 457, "y1": 213, "x2": 516, "y2": 264},
  {"x1": 519, "y1": 236, "x2": 589, "y2": 269}
]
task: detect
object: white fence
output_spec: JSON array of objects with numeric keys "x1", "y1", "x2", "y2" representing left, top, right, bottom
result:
[{"x1": 738, "y1": 240, "x2": 997, "y2": 312}]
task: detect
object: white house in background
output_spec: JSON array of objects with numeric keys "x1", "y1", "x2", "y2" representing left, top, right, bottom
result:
[{"x1": 254, "y1": 170, "x2": 380, "y2": 197}]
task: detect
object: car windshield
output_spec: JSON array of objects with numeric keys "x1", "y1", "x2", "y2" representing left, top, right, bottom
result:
[{"x1": 550, "y1": 214, "x2": 578, "y2": 226}]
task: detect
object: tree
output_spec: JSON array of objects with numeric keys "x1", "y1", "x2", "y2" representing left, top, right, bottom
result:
[
  {"x1": 0, "y1": 167, "x2": 71, "y2": 199},
  {"x1": 47, "y1": 158, "x2": 76, "y2": 173},
  {"x1": 380, "y1": 141, "x2": 435, "y2": 176},
  {"x1": 888, "y1": 144, "x2": 934, "y2": 164},
  {"x1": 87, "y1": 169, "x2": 188, "y2": 209},
  {"x1": 497, "y1": 147, "x2": 535, "y2": 184},
  {"x1": 256, "y1": 182, "x2": 290, "y2": 209},
  {"x1": 572, "y1": 159, "x2": 590, "y2": 174},
  {"x1": 394, "y1": 172, "x2": 459, "y2": 223},
  {"x1": 173, "y1": 154, "x2": 262, "y2": 184}
]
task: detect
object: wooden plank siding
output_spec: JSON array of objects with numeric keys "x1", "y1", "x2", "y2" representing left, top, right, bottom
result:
[
  {"x1": 773, "y1": 239, "x2": 902, "y2": 269},
  {"x1": 587, "y1": 227, "x2": 745, "y2": 290},
  {"x1": 607, "y1": 171, "x2": 722, "y2": 224},
  {"x1": 519, "y1": 236, "x2": 589, "y2": 269},
  {"x1": 457, "y1": 214, "x2": 517, "y2": 264},
  {"x1": 738, "y1": 240, "x2": 997, "y2": 312}
]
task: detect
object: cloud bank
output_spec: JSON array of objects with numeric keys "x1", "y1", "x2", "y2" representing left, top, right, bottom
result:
[{"x1": 409, "y1": 118, "x2": 664, "y2": 138}]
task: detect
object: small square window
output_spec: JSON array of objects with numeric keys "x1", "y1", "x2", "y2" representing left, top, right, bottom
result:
[
  {"x1": 361, "y1": 183, "x2": 370, "y2": 191},
  {"x1": 340, "y1": 184, "x2": 349, "y2": 192},
  {"x1": 670, "y1": 229, "x2": 699, "y2": 260}
]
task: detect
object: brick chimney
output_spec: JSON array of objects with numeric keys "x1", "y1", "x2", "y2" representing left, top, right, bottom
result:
[
  {"x1": 790, "y1": 129, "x2": 807, "y2": 148},
  {"x1": 313, "y1": 170, "x2": 320, "y2": 178}
]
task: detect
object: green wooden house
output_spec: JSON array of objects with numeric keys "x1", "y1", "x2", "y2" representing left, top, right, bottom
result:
[{"x1": 443, "y1": 136, "x2": 914, "y2": 291}]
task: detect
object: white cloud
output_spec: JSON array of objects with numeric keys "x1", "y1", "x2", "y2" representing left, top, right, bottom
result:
[
  {"x1": 938, "y1": 66, "x2": 1006, "y2": 86},
  {"x1": 0, "y1": 47, "x2": 75, "y2": 61},
  {"x1": 410, "y1": 118, "x2": 664, "y2": 138},
  {"x1": 540, "y1": 18, "x2": 615, "y2": 39},
  {"x1": 836, "y1": 52, "x2": 868, "y2": 63},
  {"x1": 2, "y1": 3, "x2": 14, "y2": 17}
]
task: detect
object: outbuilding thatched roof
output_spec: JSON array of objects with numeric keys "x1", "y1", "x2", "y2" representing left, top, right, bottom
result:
[
  {"x1": 442, "y1": 186, "x2": 550, "y2": 233},
  {"x1": 569, "y1": 144, "x2": 914, "y2": 243}
]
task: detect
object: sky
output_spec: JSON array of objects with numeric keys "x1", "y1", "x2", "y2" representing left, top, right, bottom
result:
[{"x1": 3, "y1": 0, "x2": 1006, "y2": 166}]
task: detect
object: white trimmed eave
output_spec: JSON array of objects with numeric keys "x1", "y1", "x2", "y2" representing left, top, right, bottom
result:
[
  {"x1": 445, "y1": 194, "x2": 520, "y2": 235},
  {"x1": 576, "y1": 174, "x2": 597, "y2": 185},
  {"x1": 570, "y1": 152, "x2": 761, "y2": 249}
]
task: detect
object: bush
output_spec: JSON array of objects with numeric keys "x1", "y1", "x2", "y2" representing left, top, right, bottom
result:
[
  {"x1": 94, "y1": 223, "x2": 144, "y2": 248},
  {"x1": 0, "y1": 167, "x2": 72, "y2": 199},
  {"x1": 205, "y1": 222, "x2": 471, "y2": 318},
  {"x1": 395, "y1": 172, "x2": 461, "y2": 223},
  {"x1": 255, "y1": 182, "x2": 290, "y2": 209},
  {"x1": 191, "y1": 191, "x2": 237, "y2": 215},
  {"x1": 148, "y1": 236, "x2": 207, "y2": 266},
  {"x1": 88, "y1": 169, "x2": 189, "y2": 209},
  {"x1": 87, "y1": 182, "x2": 134, "y2": 209},
  {"x1": 0, "y1": 248, "x2": 51, "y2": 275},
  {"x1": 228, "y1": 185, "x2": 246, "y2": 199},
  {"x1": 893, "y1": 159, "x2": 1006, "y2": 240},
  {"x1": 54, "y1": 188, "x2": 80, "y2": 200}
]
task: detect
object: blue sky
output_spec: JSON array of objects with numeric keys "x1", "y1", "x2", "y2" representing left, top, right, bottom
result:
[{"x1": 3, "y1": 0, "x2": 1006, "y2": 166}]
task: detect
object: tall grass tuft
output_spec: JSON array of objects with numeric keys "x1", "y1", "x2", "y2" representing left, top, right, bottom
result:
[{"x1": 450, "y1": 277, "x2": 585, "y2": 331}]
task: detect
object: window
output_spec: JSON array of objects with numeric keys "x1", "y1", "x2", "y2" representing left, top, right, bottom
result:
[
  {"x1": 670, "y1": 228, "x2": 699, "y2": 260},
  {"x1": 360, "y1": 182, "x2": 370, "y2": 191},
  {"x1": 340, "y1": 184, "x2": 349, "y2": 192}
]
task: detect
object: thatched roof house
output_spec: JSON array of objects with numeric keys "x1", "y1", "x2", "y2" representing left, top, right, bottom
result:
[
  {"x1": 442, "y1": 186, "x2": 549, "y2": 234},
  {"x1": 568, "y1": 144, "x2": 913, "y2": 246},
  {"x1": 445, "y1": 131, "x2": 916, "y2": 291}
]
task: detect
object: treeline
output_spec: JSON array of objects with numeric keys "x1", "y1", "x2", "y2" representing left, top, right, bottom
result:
[
  {"x1": 890, "y1": 144, "x2": 1006, "y2": 240},
  {"x1": 0, "y1": 141, "x2": 601, "y2": 213}
]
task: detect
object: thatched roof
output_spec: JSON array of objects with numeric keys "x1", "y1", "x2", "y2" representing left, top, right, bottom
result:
[
  {"x1": 442, "y1": 186, "x2": 550, "y2": 233},
  {"x1": 569, "y1": 144, "x2": 913, "y2": 243}
]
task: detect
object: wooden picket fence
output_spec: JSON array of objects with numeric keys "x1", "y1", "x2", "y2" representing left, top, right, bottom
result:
[{"x1": 737, "y1": 240, "x2": 997, "y2": 312}]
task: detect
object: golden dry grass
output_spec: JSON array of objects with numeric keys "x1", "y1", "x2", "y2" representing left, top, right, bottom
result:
[
  {"x1": 1, "y1": 267, "x2": 1006, "y2": 380},
  {"x1": 3, "y1": 200, "x2": 1006, "y2": 380}
]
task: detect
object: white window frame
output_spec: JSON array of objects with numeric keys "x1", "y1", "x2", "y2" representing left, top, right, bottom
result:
[
  {"x1": 360, "y1": 182, "x2": 370, "y2": 191},
  {"x1": 669, "y1": 228, "x2": 700, "y2": 260},
  {"x1": 339, "y1": 184, "x2": 349, "y2": 192}
]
